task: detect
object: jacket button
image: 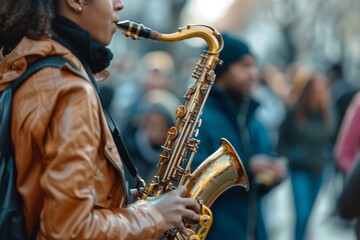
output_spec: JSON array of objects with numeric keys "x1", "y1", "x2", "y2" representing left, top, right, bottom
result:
[{"x1": 107, "y1": 194, "x2": 112, "y2": 200}]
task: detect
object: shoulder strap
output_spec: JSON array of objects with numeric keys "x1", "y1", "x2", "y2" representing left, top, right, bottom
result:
[
  {"x1": 52, "y1": 35, "x2": 143, "y2": 189},
  {"x1": 9, "y1": 56, "x2": 72, "y2": 92},
  {"x1": 101, "y1": 92, "x2": 145, "y2": 191},
  {"x1": 80, "y1": 61, "x2": 144, "y2": 190}
]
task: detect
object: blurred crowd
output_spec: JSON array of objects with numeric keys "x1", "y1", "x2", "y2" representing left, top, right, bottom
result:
[
  {"x1": 99, "y1": 28, "x2": 360, "y2": 239},
  {"x1": 94, "y1": 1, "x2": 360, "y2": 239}
]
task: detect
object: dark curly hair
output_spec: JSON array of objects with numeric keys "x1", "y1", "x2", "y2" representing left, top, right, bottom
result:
[{"x1": 0, "y1": 0, "x2": 57, "y2": 55}]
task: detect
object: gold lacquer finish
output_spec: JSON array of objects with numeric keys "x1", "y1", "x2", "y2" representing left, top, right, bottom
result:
[
  {"x1": 116, "y1": 20, "x2": 249, "y2": 240},
  {"x1": 186, "y1": 138, "x2": 249, "y2": 207}
]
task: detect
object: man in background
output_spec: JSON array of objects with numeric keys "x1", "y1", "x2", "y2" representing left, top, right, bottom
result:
[{"x1": 193, "y1": 33, "x2": 286, "y2": 240}]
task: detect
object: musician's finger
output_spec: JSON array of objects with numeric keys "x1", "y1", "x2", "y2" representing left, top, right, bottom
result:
[{"x1": 182, "y1": 197, "x2": 201, "y2": 213}]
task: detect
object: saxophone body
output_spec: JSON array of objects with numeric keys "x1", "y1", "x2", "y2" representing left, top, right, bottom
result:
[{"x1": 116, "y1": 20, "x2": 249, "y2": 240}]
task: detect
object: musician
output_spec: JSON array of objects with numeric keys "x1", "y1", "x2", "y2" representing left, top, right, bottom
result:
[
  {"x1": 0, "y1": 0, "x2": 200, "y2": 239},
  {"x1": 193, "y1": 33, "x2": 286, "y2": 240}
]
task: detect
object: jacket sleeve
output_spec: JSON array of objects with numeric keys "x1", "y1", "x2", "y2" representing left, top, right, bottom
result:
[
  {"x1": 248, "y1": 117, "x2": 273, "y2": 156},
  {"x1": 277, "y1": 109, "x2": 302, "y2": 162},
  {"x1": 335, "y1": 94, "x2": 360, "y2": 174},
  {"x1": 38, "y1": 76, "x2": 165, "y2": 239}
]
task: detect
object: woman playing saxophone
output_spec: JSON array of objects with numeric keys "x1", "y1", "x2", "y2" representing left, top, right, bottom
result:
[{"x1": 0, "y1": 0, "x2": 200, "y2": 239}]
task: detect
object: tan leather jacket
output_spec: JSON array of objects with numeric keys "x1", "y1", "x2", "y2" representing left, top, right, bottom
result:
[{"x1": 0, "y1": 37, "x2": 165, "y2": 239}]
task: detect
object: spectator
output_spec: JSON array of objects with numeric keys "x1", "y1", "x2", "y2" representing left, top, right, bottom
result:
[
  {"x1": 122, "y1": 89, "x2": 180, "y2": 186},
  {"x1": 278, "y1": 67, "x2": 333, "y2": 240},
  {"x1": 193, "y1": 33, "x2": 286, "y2": 240}
]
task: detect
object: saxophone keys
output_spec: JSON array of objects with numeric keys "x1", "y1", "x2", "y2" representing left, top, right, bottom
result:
[
  {"x1": 166, "y1": 127, "x2": 178, "y2": 141},
  {"x1": 176, "y1": 105, "x2": 186, "y2": 119},
  {"x1": 159, "y1": 150, "x2": 171, "y2": 165},
  {"x1": 165, "y1": 183, "x2": 174, "y2": 192},
  {"x1": 185, "y1": 172, "x2": 192, "y2": 179},
  {"x1": 206, "y1": 70, "x2": 216, "y2": 82},
  {"x1": 199, "y1": 215, "x2": 211, "y2": 227},
  {"x1": 189, "y1": 234, "x2": 200, "y2": 240}
]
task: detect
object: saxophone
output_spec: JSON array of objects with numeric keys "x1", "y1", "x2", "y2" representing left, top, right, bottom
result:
[{"x1": 116, "y1": 20, "x2": 249, "y2": 240}]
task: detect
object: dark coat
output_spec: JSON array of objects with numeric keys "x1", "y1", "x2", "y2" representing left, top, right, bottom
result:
[
  {"x1": 193, "y1": 85, "x2": 272, "y2": 240},
  {"x1": 278, "y1": 107, "x2": 332, "y2": 174}
]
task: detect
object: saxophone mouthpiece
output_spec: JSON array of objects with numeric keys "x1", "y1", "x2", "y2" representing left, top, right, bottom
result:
[{"x1": 115, "y1": 20, "x2": 161, "y2": 40}]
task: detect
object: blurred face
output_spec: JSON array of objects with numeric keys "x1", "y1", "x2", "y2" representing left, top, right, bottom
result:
[
  {"x1": 79, "y1": 0, "x2": 124, "y2": 45},
  {"x1": 222, "y1": 55, "x2": 257, "y2": 94},
  {"x1": 143, "y1": 113, "x2": 170, "y2": 147},
  {"x1": 308, "y1": 75, "x2": 330, "y2": 109},
  {"x1": 144, "y1": 70, "x2": 172, "y2": 92}
]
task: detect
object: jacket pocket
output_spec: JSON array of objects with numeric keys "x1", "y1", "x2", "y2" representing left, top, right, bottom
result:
[
  {"x1": 93, "y1": 176, "x2": 113, "y2": 208},
  {"x1": 103, "y1": 144, "x2": 127, "y2": 207}
]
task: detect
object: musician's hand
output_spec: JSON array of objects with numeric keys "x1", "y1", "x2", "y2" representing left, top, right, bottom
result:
[
  {"x1": 147, "y1": 185, "x2": 201, "y2": 237},
  {"x1": 249, "y1": 154, "x2": 287, "y2": 186}
]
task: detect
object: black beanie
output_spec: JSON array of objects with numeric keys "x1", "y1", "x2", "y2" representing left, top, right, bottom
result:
[{"x1": 214, "y1": 33, "x2": 252, "y2": 78}]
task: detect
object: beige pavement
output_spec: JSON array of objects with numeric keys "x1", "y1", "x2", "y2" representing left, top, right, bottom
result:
[{"x1": 264, "y1": 174, "x2": 356, "y2": 240}]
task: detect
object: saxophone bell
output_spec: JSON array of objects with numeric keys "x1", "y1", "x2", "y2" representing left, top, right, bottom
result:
[{"x1": 186, "y1": 138, "x2": 249, "y2": 205}]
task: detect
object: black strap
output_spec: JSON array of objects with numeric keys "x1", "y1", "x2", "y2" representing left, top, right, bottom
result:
[
  {"x1": 80, "y1": 60, "x2": 144, "y2": 191},
  {"x1": 83, "y1": 62, "x2": 139, "y2": 176},
  {"x1": 101, "y1": 88, "x2": 145, "y2": 191}
]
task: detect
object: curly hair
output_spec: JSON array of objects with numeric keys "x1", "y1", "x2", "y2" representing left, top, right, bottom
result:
[{"x1": 0, "y1": 0, "x2": 57, "y2": 55}]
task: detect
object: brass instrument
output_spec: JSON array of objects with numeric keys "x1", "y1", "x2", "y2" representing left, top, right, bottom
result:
[{"x1": 116, "y1": 20, "x2": 249, "y2": 240}]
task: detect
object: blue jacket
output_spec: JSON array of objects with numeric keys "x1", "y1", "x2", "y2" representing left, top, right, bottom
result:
[{"x1": 193, "y1": 85, "x2": 272, "y2": 240}]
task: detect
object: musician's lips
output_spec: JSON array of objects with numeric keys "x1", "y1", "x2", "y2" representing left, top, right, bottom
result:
[
  {"x1": 113, "y1": 17, "x2": 120, "y2": 24},
  {"x1": 112, "y1": 19, "x2": 119, "y2": 33}
]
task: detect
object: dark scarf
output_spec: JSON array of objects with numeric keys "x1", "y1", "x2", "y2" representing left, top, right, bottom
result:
[{"x1": 52, "y1": 15, "x2": 113, "y2": 74}]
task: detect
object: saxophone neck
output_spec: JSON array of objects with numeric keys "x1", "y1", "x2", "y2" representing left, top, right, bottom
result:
[
  {"x1": 115, "y1": 20, "x2": 223, "y2": 56},
  {"x1": 160, "y1": 25, "x2": 223, "y2": 54}
]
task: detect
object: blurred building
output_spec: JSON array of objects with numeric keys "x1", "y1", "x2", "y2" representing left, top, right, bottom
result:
[{"x1": 110, "y1": 0, "x2": 360, "y2": 88}]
